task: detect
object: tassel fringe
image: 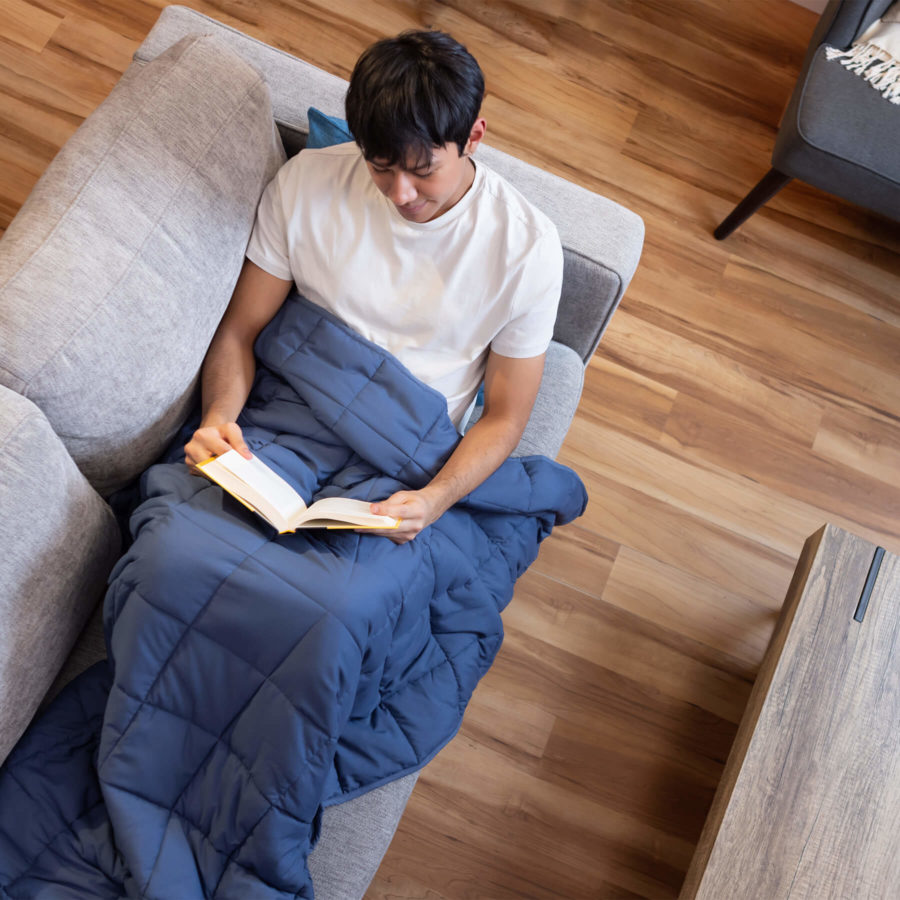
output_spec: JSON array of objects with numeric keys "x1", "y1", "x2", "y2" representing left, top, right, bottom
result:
[{"x1": 826, "y1": 42, "x2": 900, "y2": 103}]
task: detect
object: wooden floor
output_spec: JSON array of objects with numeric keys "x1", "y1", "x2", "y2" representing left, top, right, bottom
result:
[{"x1": 2, "y1": 1, "x2": 899, "y2": 897}]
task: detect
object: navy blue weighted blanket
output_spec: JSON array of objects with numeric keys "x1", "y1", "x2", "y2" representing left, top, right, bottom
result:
[{"x1": 0, "y1": 294, "x2": 586, "y2": 898}]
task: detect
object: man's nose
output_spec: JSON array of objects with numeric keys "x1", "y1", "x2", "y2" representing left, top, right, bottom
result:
[{"x1": 388, "y1": 172, "x2": 417, "y2": 205}]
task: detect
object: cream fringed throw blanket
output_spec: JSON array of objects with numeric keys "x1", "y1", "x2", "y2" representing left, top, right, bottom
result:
[{"x1": 826, "y1": 3, "x2": 900, "y2": 103}]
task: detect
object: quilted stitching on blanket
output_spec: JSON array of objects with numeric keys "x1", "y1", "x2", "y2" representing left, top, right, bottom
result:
[{"x1": 0, "y1": 295, "x2": 586, "y2": 898}]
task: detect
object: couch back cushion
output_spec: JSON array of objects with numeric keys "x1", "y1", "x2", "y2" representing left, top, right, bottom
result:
[
  {"x1": 0, "y1": 34, "x2": 285, "y2": 495},
  {"x1": 0, "y1": 386, "x2": 122, "y2": 764}
]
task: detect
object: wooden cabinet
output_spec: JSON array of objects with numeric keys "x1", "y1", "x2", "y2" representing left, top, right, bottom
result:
[{"x1": 681, "y1": 524, "x2": 899, "y2": 899}]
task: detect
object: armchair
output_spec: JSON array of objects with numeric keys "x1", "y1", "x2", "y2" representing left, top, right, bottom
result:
[{"x1": 714, "y1": 0, "x2": 900, "y2": 239}]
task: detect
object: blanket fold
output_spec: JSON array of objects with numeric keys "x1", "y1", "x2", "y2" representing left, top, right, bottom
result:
[{"x1": 0, "y1": 293, "x2": 586, "y2": 899}]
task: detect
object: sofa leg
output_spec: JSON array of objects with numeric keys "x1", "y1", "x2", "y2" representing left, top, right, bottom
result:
[{"x1": 714, "y1": 168, "x2": 793, "y2": 240}]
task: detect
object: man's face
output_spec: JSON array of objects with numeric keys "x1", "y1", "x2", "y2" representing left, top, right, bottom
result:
[{"x1": 365, "y1": 142, "x2": 475, "y2": 223}]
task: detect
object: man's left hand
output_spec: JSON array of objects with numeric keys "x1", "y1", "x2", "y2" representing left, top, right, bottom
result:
[
  {"x1": 363, "y1": 489, "x2": 444, "y2": 544},
  {"x1": 360, "y1": 352, "x2": 545, "y2": 544}
]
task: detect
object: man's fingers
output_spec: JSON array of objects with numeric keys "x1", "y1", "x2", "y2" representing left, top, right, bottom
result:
[
  {"x1": 371, "y1": 492, "x2": 413, "y2": 517},
  {"x1": 185, "y1": 423, "x2": 249, "y2": 467},
  {"x1": 222, "y1": 423, "x2": 252, "y2": 459}
]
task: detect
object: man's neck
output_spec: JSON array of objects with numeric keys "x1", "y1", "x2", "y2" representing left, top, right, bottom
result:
[{"x1": 436, "y1": 157, "x2": 477, "y2": 220}]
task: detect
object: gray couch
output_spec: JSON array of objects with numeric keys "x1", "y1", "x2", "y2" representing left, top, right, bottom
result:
[{"x1": 0, "y1": 6, "x2": 643, "y2": 897}]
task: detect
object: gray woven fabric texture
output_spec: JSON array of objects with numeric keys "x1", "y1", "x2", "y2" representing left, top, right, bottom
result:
[
  {"x1": 134, "y1": 5, "x2": 350, "y2": 153},
  {"x1": 512, "y1": 341, "x2": 585, "y2": 458},
  {"x1": 556, "y1": 249, "x2": 624, "y2": 362},
  {"x1": 0, "y1": 34, "x2": 285, "y2": 496},
  {"x1": 0, "y1": 387, "x2": 121, "y2": 765},
  {"x1": 40, "y1": 599, "x2": 108, "y2": 710},
  {"x1": 465, "y1": 340, "x2": 585, "y2": 458},
  {"x1": 307, "y1": 772, "x2": 420, "y2": 899}
]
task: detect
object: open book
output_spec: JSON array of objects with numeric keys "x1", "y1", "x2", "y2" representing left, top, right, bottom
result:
[{"x1": 197, "y1": 450, "x2": 399, "y2": 533}]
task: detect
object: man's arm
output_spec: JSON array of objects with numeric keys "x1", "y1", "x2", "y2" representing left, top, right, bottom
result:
[
  {"x1": 184, "y1": 259, "x2": 293, "y2": 467},
  {"x1": 369, "y1": 349, "x2": 545, "y2": 543}
]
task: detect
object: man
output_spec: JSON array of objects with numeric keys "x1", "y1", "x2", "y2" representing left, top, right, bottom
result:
[{"x1": 184, "y1": 29, "x2": 563, "y2": 543}]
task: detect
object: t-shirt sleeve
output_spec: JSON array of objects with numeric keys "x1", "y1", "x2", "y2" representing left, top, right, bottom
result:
[
  {"x1": 490, "y1": 227, "x2": 564, "y2": 358},
  {"x1": 246, "y1": 167, "x2": 294, "y2": 281}
]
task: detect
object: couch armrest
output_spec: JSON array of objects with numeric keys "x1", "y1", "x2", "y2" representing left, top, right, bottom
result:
[
  {"x1": 465, "y1": 341, "x2": 584, "y2": 460},
  {"x1": 0, "y1": 387, "x2": 120, "y2": 765}
]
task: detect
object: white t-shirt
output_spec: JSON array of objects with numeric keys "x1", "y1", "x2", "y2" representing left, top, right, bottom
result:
[{"x1": 246, "y1": 142, "x2": 563, "y2": 426}]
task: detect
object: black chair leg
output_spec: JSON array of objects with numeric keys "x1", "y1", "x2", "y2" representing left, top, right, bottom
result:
[{"x1": 714, "y1": 168, "x2": 793, "y2": 240}]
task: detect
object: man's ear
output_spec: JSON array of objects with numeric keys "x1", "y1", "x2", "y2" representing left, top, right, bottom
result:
[{"x1": 463, "y1": 117, "x2": 487, "y2": 156}]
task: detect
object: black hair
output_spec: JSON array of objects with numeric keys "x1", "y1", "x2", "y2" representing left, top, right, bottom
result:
[{"x1": 345, "y1": 30, "x2": 485, "y2": 167}]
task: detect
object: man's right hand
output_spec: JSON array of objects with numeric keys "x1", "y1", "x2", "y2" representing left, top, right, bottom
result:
[{"x1": 184, "y1": 422, "x2": 252, "y2": 469}]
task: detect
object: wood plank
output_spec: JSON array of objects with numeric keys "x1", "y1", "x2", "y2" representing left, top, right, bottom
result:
[
  {"x1": 529, "y1": 520, "x2": 619, "y2": 599},
  {"x1": 0, "y1": 37, "x2": 120, "y2": 122},
  {"x1": 580, "y1": 354, "x2": 678, "y2": 442},
  {"x1": 410, "y1": 732, "x2": 693, "y2": 898},
  {"x1": 484, "y1": 626, "x2": 739, "y2": 774},
  {"x1": 561, "y1": 415, "x2": 815, "y2": 565},
  {"x1": 0, "y1": 0, "x2": 63, "y2": 52},
  {"x1": 540, "y1": 714, "x2": 716, "y2": 842},
  {"x1": 505, "y1": 569, "x2": 754, "y2": 723},
  {"x1": 0, "y1": 155, "x2": 37, "y2": 227},
  {"x1": 662, "y1": 394, "x2": 900, "y2": 547},
  {"x1": 625, "y1": 262, "x2": 900, "y2": 421},
  {"x1": 602, "y1": 546, "x2": 776, "y2": 675},
  {"x1": 569, "y1": 467, "x2": 795, "y2": 619},
  {"x1": 459, "y1": 675, "x2": 557, "y2": 761},
  {"x1": 813, "y1": 405, "x2": 900, "y2": 488},
  {"x1": 724, "y1": 230, "x2": 900, "y2": 329},
  {"x1": 48, "y1": 12, "x2": 139, "y2": 73},
  {"x1": 600, "y1": 307, "x2": 824, "y2": 445}
]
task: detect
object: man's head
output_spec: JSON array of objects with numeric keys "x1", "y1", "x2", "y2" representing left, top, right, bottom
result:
[{"x1": 346, "y1": 30, "x2": 486, "y2": 222}]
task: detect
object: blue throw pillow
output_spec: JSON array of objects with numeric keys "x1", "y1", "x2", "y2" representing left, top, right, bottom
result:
[{"x1": 306, "y1": 107, "x2": 354, "y2": 149}]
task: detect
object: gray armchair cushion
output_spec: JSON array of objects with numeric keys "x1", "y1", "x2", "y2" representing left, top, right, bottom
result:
[
  {"x1": 0, "y1": 33, "x2": 285, "y2": 496},
  {"x1": 0, "y1": 387, "x2": 120, "y2": 765},
  {"x1": 774, "y1": 47, "x2": 900, "y2": 219},
  {"x1": 770, "y1": 0, "x2": 900, "y2": 221}
]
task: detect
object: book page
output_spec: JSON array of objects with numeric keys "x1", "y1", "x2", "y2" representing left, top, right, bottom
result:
[
  {"x1": 302, "y1": 496, "x2": 399, "y2": 529},
  {"x1": 199, "y1": 453, "x2": 399, "y2": 531},
  {"x1": 207, "y1": 451, "x2": 307, "y2": 528}
]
